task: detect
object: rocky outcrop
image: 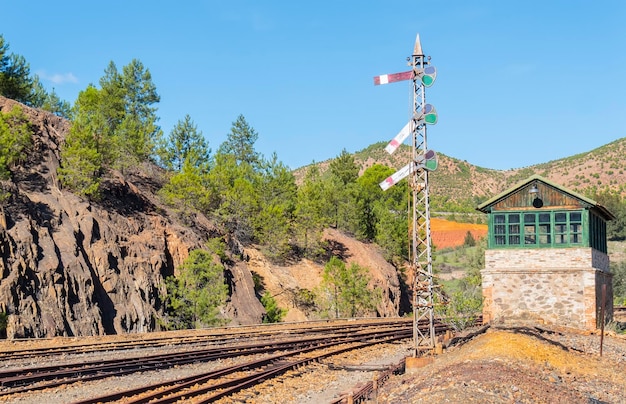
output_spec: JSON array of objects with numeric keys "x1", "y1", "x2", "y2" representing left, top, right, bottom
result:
[
  {"x1": 0, "y1": 97, "x2": 265, "y2": 338},
  {"x1": 242, "y1": 229, "x2": 407, "y2": 322},
  {"x1": 323, "y1": 228, "x2": 405, "y2": 317},
  {"x1": 0, "y1": 96, "x2": 404, "y2": 339}
]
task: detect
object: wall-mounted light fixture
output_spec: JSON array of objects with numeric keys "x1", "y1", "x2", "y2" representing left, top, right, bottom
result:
[{"x1": 529, "y1": 181, "x2": 543, "y2": 208}]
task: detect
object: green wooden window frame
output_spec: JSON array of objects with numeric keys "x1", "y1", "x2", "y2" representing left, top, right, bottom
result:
[
  {"x1": 589, "y1": 212, "x2": 608, "y2": 253},
  {"x1": 490, "y1": 210, "x2": 586, "y2": 249}
]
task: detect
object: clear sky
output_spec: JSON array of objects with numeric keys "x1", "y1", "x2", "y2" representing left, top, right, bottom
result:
[{"x1": 3, "y1": 1, "x2": 626, "y2": 171}]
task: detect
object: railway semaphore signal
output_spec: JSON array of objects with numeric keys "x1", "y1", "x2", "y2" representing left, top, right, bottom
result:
[
  {"x1": 374, "y1": 33, "x2": 438, "y2": 356},
  {"x1": 383, "y1": 105, "x2": 438, "y2": 155}
]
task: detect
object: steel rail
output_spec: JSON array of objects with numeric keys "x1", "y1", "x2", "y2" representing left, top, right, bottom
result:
[
  {"x1": 0, "y1": 318, "x2": 412, "y2": 360},
  {"x1": 0, "y1": 324, "x2": 413, "y2": 396},
  {"x1": 75, "y1": 328, "x2": 415, "y2": 404}
]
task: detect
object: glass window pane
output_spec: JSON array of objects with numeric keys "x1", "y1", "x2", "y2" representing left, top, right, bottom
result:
[
  {"x1": 555, "y1": 234, "x2": 567, "y2": 244},
  {"x1": 555, "y1": 224, "x2": 567, "y2": 233},
  {"x1": 555, "y1": 212, "x2": 566, "y2": 222},
  {"x1": 570, "y1": 223, "x2": 580, "y2": 233},
  {"x1": 524, "y1": 224, "x2": 536, "y2": 244},
  {"x1": 570, "y1": 233, "x2": 580, "y2": 243},
  {"x1": 494, "y1": 214, "x2": 505, "y2": 224},
  {"x1": 495, "y1": 236, "x2": 506, "y2": 245},
  {"x1": 539, "y1": 213, "x2": 550, "y2": 223},
  {"x1": 509, "y1": 214, "x2": 520, "y2": 223},
  {"x1": 539, "y1": 234, "x2": 551, "y2": 244},
  {"x1": 509, "y1": 224, "x2": 520, "y2": 234},
  {"x1": 524, "y1": 214, "x2": 535, "y2": 224},
  {"x1": 495, "y1": 224, "x2": 505, "y2": 235},
  {"x1": 570, "y1": 212, "x2": 581, "y2": 222},
  {"x1": 539, "y1": 224, "x2": 550, "y2": 233},
  {"x1": 509, "y1": 235, "x2": 520, "y2": 244}
]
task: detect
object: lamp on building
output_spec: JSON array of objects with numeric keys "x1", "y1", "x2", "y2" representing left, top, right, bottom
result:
[{"x1": 529, "y1": 181, "x2": 543, "y2": 208}]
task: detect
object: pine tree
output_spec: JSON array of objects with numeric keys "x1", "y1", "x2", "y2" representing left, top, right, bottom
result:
[
  {"x1": 0, "y1": 105, "x2": 32, "y2": 180},
  {"x1": 329, "y1": 148, "x2": 358, "y2": 186},
  {"x1": 374, "y1": 201, "x2": 409, "y2": 263},
  {"x1": 163, "y1": 249, "x2": 228, "y2": 329},
  {"x1": 0, "y1": 35, "x2": 31, "y2": 102},
  {"x1": 159, "y1": 114, "x2": 210, "y2": 172},
  {"x1": 209, "y1": 152, "x2": 259, "y2": 243},
  {"x1": 97, "y1": 59, "x2": 162, "y2": 169},
  {"x1": 0, "y1": 51, "x2": 33, "y2": 103},
  {"x1": 463, "y1": 231, "x2": 477, "y2": 247},
  {"x1": 320, "y1": 257, "x2": 377, "y2": 318},
  {"x1": 355, "y1": 164, "x2": 393, "y2": 240},
  {"x1": 57, "y1": 86, "x2": 109, "y2": 198},
  {"x1": 261, "y1": 292, "x2": 287, "y2": 323},
  {"x1": 118, "y1": 59, "x2": 162, "y2": 163},
  {"x1": 59, "y1": 59, "x2": 163, "y2": 197},
  {"x1": 30, "y1": 77, "x2": 71, "y2": 118},
  {"x1": 159, "y1": 158, "x2": 212, "y2": 214},
  {"x1": 218, "y1": 114, "x2": 260, "y2": 167},
  {"x1": 294, "y1": 165, "x2": 331, "y2": 257},
  {"x1": 254, "y1": 153, "x2": 297, "y2": 261},
  {"x1": 0, "y1": 36, "x2": 7, "y2": 72},
  {"x1": 0, "y1": 35, "x2": 71, "y2": 111}
]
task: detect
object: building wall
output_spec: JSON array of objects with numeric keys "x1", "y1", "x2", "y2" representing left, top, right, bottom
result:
[{"x1": 482, "y1": 247, "x2": 612, "y2": 330}]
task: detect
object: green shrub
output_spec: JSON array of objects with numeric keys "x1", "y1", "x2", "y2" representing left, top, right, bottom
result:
[
  {"x1": 261, "y1": 292, "x2": 287, "y2": 323},
  {"x1": 441, "y1": 291, "x2": 482, "y2": 331},
  {"x1": 163, "y1": 249, "x2": 228, "y2": 329},
  {"x1": 0, "y1": 105, "x2": 32, "y2": 180},
  {"x1": 0, "y1": 311, "x2": 7, "y2": 338}
]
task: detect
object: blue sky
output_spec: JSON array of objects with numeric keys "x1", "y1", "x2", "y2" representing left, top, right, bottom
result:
[{"x1": 3, "y1": 1, "x2": 626, "y2": 171}]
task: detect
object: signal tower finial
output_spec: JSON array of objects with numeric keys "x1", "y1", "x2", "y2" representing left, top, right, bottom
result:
[{"x1": 413, "y1": 33, "x2": 424, "y2": 57}]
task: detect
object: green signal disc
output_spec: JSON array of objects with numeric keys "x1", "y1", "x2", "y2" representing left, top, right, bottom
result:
[
  {"x1": 425, "y1": 113, "x2": 437, "y2": 125},
  {"x1": 425, "y1": 159, "x2": 438, "y2": 171}
]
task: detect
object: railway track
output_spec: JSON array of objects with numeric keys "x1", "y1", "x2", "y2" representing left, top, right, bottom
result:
[
  {"x1": 0, "y1": 318, "x2": 452, "y2": 403},
  {"x1": 76, "y1": 328, "x2": 414, "y2": 404},
  {"x1": 0, "y1": 319, "x2": 422, "y2": 401},
  {"x1": 0, "y1": 318, "x2": 410, "y2": 360}
]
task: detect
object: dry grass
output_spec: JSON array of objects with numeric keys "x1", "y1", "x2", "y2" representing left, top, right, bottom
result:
[{"x1": 463, "y1": 331, "x2": 599, "y2": 374}]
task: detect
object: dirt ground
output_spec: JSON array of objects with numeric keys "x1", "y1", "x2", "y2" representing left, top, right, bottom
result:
[
  {"x1": 377, "y1": 326, "x2": 626, "y2": 403},
  {"x1": 430, "y1": 218, "x2": 488, "y2": 249}
]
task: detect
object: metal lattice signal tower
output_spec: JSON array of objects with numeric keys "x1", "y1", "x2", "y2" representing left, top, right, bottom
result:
[
  {"x1": 409, "y1": 36, "x2": 435, "y2": 356},
  {"x1": 373, "y1": 34, "x2": 437, "y2": 356}
]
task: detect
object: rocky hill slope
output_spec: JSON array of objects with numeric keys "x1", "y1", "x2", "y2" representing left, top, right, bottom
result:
[
  {"x1": 0, "y1": 96, "x2": 246, "y2": 338},
  {"x1": 0, "y1": 97, "x2": 406, "y2": 338},
  {"x1": 297, "y1": 137, "x2": 626, "y2": 212},
  {"x1": 2, "y1": 94, "x2": 620, "y2": 339}
]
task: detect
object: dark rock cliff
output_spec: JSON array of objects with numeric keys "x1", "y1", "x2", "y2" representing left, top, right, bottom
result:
[{"x1": 0, "y1": 96, "x2": 264, "y2": 338}]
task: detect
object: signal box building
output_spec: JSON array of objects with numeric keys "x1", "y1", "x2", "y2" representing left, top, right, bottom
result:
[{"x1": 476, "y1": 175, "x2": 614, "y2": 330}]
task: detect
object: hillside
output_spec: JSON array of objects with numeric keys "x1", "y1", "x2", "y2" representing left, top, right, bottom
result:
[
  {"x1": 0, "y1": 94, "x2": 622, "y2": 340},
  {"x1": 0, "y1": 96, "x2": 406, "y2": 338},
  {"x1": 296, "y1": 137, "x2": 626, "y2": 212}
]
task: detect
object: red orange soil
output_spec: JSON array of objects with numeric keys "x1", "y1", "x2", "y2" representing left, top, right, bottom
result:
[{"x1": 431, "y1": 217, "x2": 487, "y2": 249}]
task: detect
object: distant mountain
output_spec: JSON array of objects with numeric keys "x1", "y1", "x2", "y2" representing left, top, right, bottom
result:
[{"x1": 296, "y1": 137, "x2": 626, "y2": 213}]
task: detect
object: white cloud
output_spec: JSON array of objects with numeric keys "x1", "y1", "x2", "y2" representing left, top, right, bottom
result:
[{"x1": 36, "y1": 70, "x2": 79, "y2": 85}]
